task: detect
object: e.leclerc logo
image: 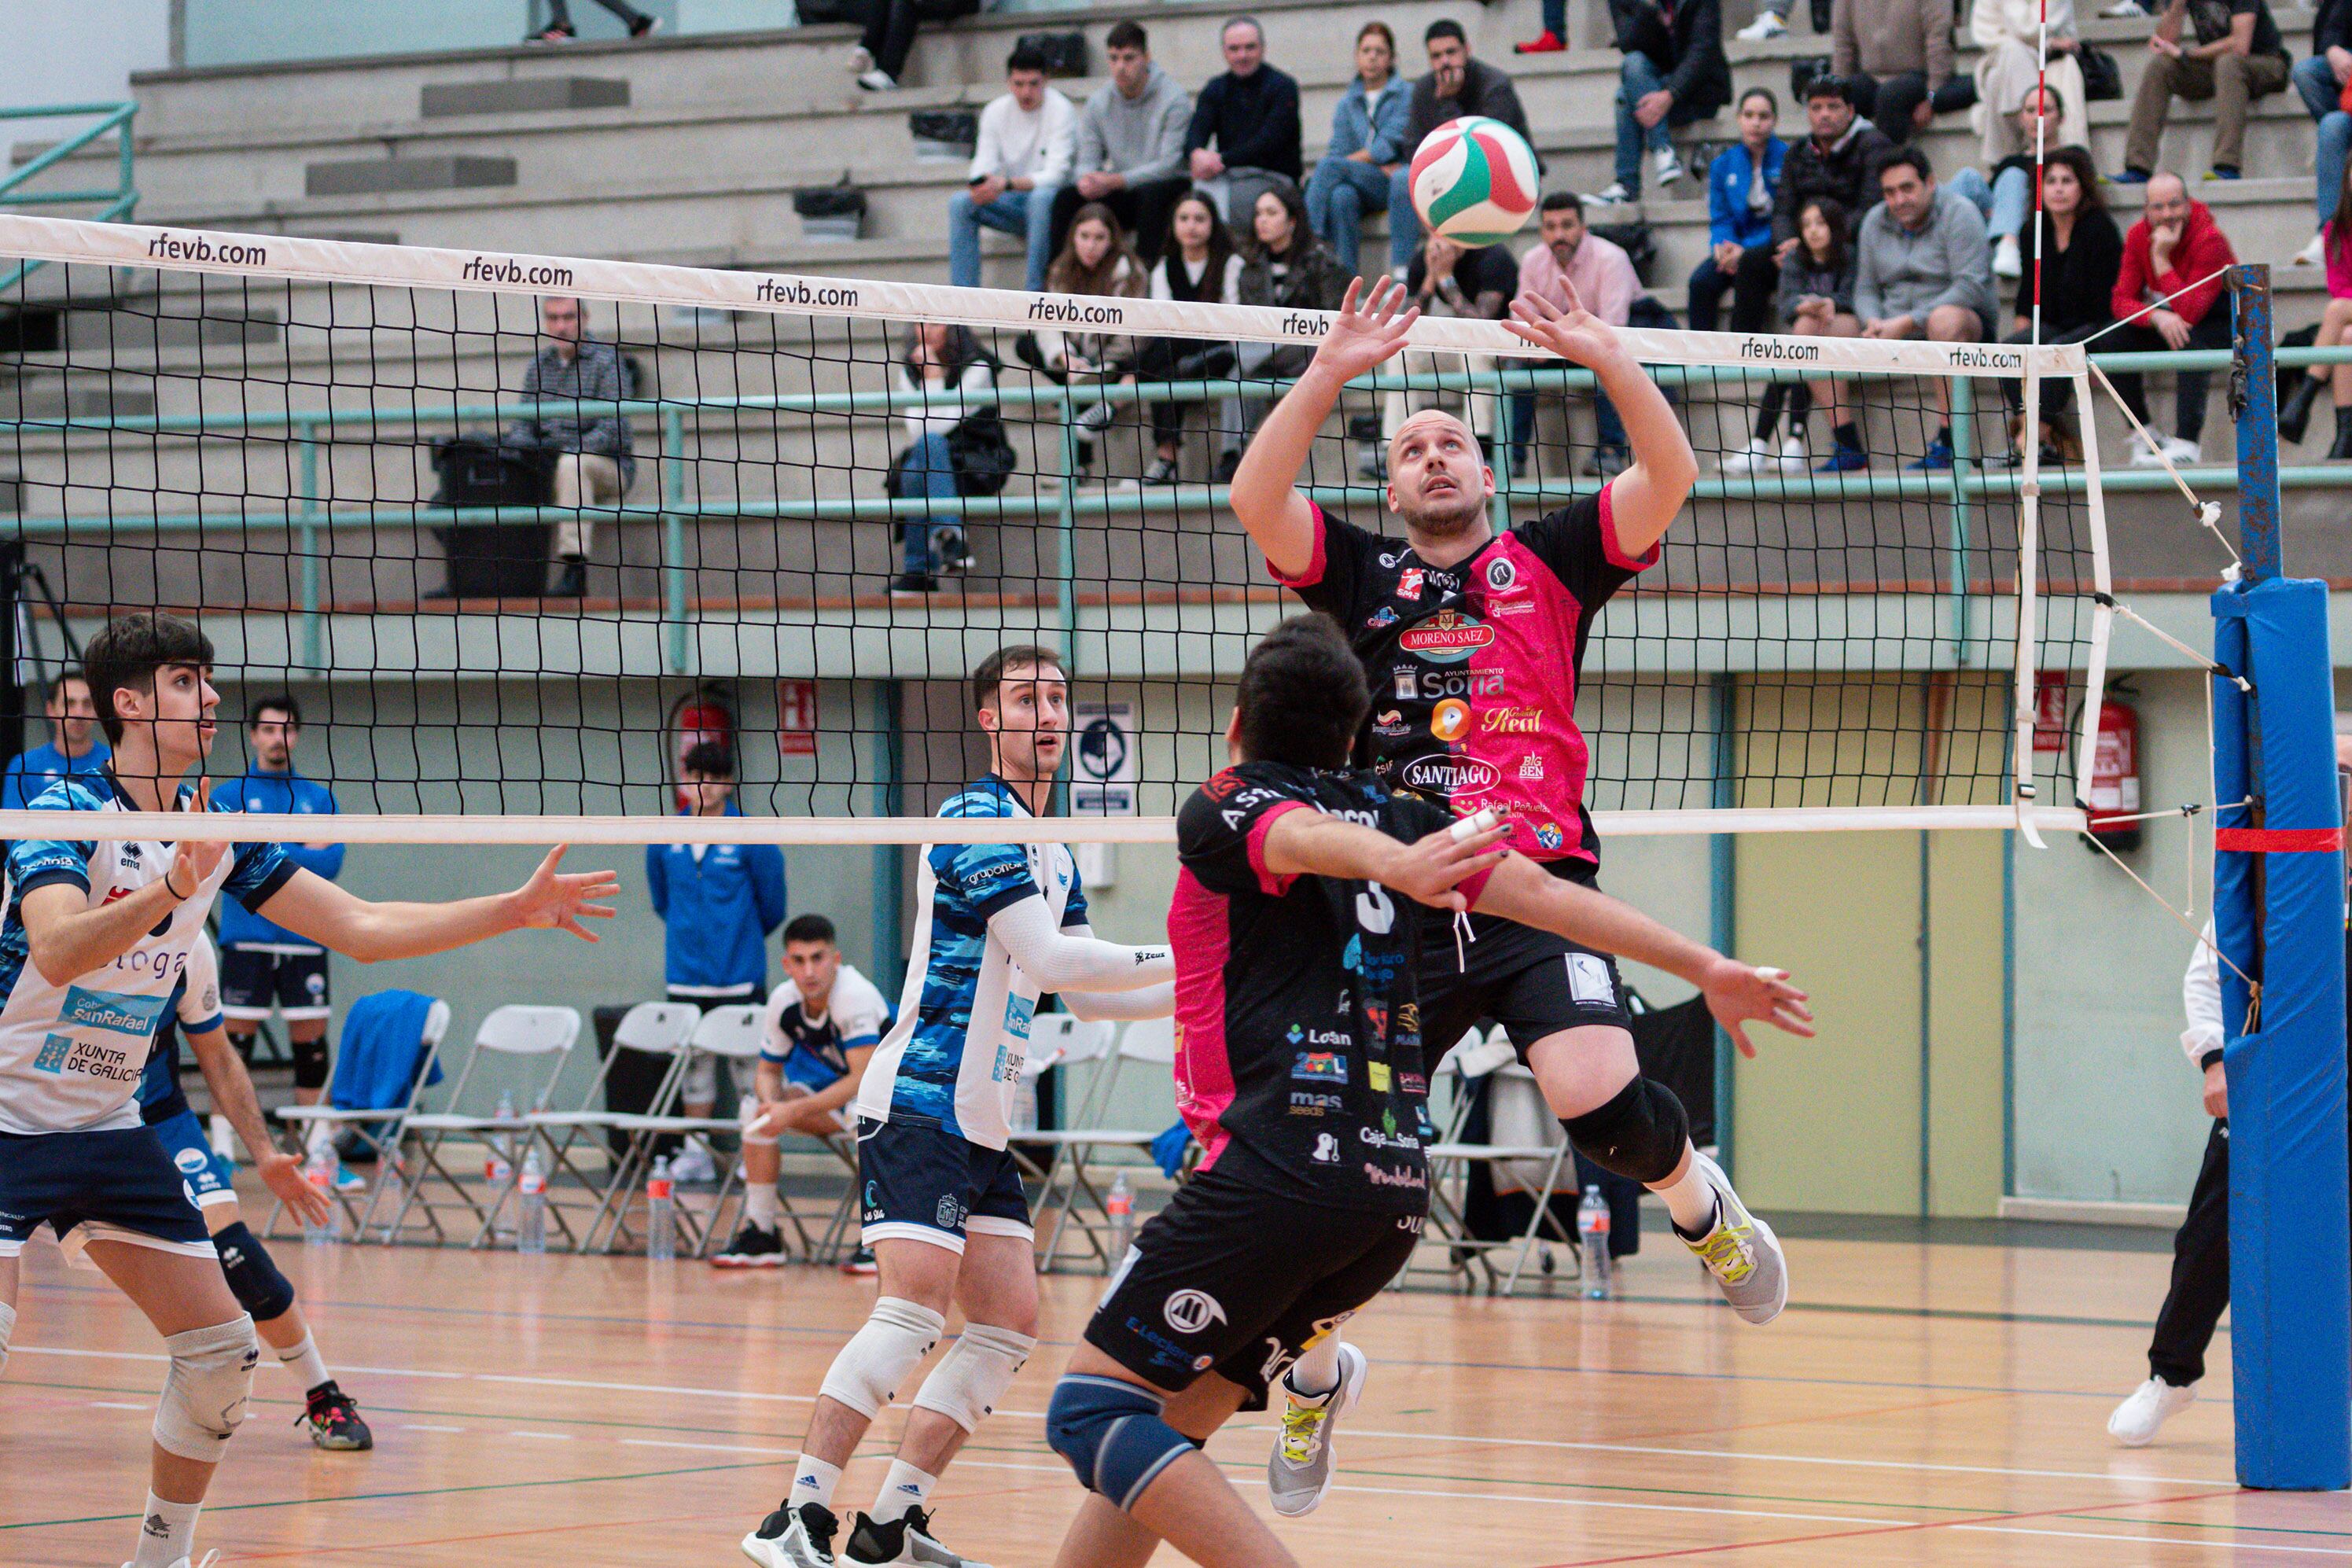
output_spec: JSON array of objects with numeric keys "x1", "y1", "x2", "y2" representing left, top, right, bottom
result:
[{"x1": 1397, "y1": 609, "x2": 1494, "y2": 665}]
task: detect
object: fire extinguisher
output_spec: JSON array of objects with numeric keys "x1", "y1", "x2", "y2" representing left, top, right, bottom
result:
[
  {"x1": 2085, "y1": 686, "x2": 2143, "y2": 852},
  {"x1": 668, "y1": 685, "x2": 736, "y2": 812}
]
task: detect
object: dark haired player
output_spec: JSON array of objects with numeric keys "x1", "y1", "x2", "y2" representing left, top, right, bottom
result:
[
  {"x1": 1042, "y1": 615, "x2": 1811, "y2": 1568},
  {"x1": 0, "y1": 612, "x2": 615, "y2": 1568}
]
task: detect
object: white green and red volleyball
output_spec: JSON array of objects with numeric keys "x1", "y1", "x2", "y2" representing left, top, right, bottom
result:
[{"x1": 1408, "y1": 116, "x2": 1540, "y2": 246}]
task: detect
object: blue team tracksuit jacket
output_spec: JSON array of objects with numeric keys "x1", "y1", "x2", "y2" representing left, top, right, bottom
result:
[
  {"x1": 216, "y1": 765, "x2": 344, "y2": 950},
  {"x1": 645, "y1": 801, "x2": 788, "y2": 995}
]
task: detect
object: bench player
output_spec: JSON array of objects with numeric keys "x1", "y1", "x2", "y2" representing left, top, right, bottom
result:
[
  {"x1": 742, "y1": 645, "x2": 1176, "y2": 1568},
  {"x1": 1231, "y1": 278, "x2": 1795, "y2": 1493},
  {"x1": 0, "y1": 612, "x2": 616, "y2": 1568},
  {"x1": 1042, "y1": 614, "x2": 1812, "y2": 1568}
]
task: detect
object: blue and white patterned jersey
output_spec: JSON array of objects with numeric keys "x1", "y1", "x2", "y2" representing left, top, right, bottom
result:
[
  {"x1": 855, "y1": 775, "x2": 1086, "y2": 1150},
  {"x1": 0, "y1": 775, "x2": 294, "y2": 1136}
]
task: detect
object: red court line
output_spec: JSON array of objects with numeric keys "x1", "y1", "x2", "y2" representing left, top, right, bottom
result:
[{"x1": 1533, "y1": 1486, "x2": 2244, "y2": 1566}]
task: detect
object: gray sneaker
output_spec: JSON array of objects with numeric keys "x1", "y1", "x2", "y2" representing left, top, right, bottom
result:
[
  {"x1": 1679, "y1": 1150, "x2": 1787, "y2": 1324},
  {"x1": 1267, "y1": 1340, "x2": 1367, "y2": 1517},
  {"x1": 845, "y1": 1507, "x2": 992, "y2": 1568},
  {"x1": 743, "y1": 1501, "x2": 837, "y2": 1568}
]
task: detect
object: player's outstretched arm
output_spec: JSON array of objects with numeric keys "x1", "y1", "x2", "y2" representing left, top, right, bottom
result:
[
  {"x1": 187, "y1": 1021, "x2": 332, "y2": 1226},
  {"x1": 18, "y1": 788, "x2": 229, "y2": 985},
  {"x1": 1504, "y1": 287, "x2": 1697, "y2": 558},
  {"x1": 1260, "y1": 807, "x2": 1507, "y2": 911},
  {"x1": 987, "y1": 896, "x2": 1174, "y2": 992},
  {"x1": 253, "y1": 845, "x2": 618, "y2": 963},
  {"x1": 1470, "y1": 851, "x2": 1813, "y2": 1056},
  {"x1": 1231, "y1": 276, "x2": 1420, "y2": 579}
]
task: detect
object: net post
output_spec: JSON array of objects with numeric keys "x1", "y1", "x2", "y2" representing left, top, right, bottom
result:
[
  {"x1": 2216, "y1": 262, "x2": 2351, "y2": 1491},
  {"x1": 1947, "y1": 373, "x2": 1975, "y2": 665},
  {"x1": 2232, "y1": 264, "x2": 2282, "y2": 582}
]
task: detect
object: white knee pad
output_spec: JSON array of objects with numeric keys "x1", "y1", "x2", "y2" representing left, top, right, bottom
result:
[
  {"x1": 679, "y1": 1050, "x2": 719, "y2": 1106},
  {"x1": 817, "y1": 1297, "x2": 945, "y2": 1420},
  {"x1": 0, "y1": 1299, "x2": 16, "y2": 1378},
  {"x1": 739, "y1": 1098, "x2": 778, "y2": 1149},
  {"x1": 153, "y1": 1315, "x2": 259, "y2": 1462},
  {"x1": 911, "y1": 1322, "x2": 1038, "y2": 1433}
]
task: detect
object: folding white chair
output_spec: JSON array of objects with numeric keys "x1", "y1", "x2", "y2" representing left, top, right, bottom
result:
[
  {"x1": 388, "y1": 1005, "x2": 582, "y2": 1247},
  {"x1": 1031, "y1": 1016, "x2": 1174, "y2": 1273},
  {"x1": 1412, "y1": 1030, "x2": 1578, "y2": 1295},
  {"x1": 688, "y1": 1003, "x2": 859, "y2": 1261},
  {"x1": 268, "y1": 997, "x2": 453, "y2": 1242},
  {"x1": 517, "y1": 1000, "x2": 699, "y2": 1249},
  {"x1": 587, "y1": 1004, "x2": 767, "y2": 1257}
]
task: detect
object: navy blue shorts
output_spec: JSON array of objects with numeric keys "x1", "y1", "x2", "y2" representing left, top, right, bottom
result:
[
  {"x1": 0, "y1": 1126, "x2": 218, "y2": 1263},
  {"x1": 856, "y1": 1114, "x2": 1030, "y2": 1254},
  {"x1": 148, "y1": 1107, "x2": 239, "y2": 1212},
  {"x1": 221, "y1": 945, "x2": 330, "y2": 1021}
]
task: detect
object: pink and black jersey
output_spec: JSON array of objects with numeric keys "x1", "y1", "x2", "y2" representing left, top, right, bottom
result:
[
  {"x1": 1169, "y1": 762, "x2": 1489, "y2": 1216},
  {"x1": 1268, "y1": 487, "x2": 1657, "y2": 868}
]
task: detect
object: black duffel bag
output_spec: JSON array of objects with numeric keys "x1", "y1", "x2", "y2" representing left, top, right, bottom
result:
[{"x1": 427, "y1": 436, "x2": 554, "y2": 598}]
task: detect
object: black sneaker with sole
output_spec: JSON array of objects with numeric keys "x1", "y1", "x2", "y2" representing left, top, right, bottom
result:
[
  {"x1": 845, "y1": 1506, "x2": 992, "y2": 1566},
  {"x1": 745, "y1": 1500, "x2": 839, "y2": 1568},
  {"x1": 712, "y1": 1220, "x2": 788, "y2": 1268},
  {"x1": 838, "y1": 1245, "x2": 878, "y2": 1275},
  {"x1": 301, "y1": 1381, "x2": 374, "y2": 1451}
]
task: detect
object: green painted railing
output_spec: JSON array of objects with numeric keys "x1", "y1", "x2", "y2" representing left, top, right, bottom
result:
[
  {"x1": 6, "y1": 344, "x2": 2346, "y2": 675},
  {"x1": 0, "y1": 101, "x2": 138, "y2": 292}
]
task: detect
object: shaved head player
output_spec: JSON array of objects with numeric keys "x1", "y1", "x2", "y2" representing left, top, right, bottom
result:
[{"x1": 1230, "y1": 278, "x2": 1796, "y2": 1496}]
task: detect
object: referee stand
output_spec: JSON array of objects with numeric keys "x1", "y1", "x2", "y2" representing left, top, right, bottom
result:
[{"x1": 2211, "y1": 263, "x2": 2352, "y2": 1490}]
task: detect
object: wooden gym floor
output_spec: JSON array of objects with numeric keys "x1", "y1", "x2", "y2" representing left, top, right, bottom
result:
[{"x1": 3, "y1": 1209, "x2": 2346, "y2": 1566}]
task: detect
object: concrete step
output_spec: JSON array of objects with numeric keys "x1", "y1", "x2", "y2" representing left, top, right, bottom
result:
[
  {"x1": 303, "y1": 154, "x2": 519, "y2": 198},
  {"x1": 419, "y1": 75, "x2": 631, "y2": 117}
]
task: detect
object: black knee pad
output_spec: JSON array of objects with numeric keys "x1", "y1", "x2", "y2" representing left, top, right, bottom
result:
[
  {"x1": 291, "y1": 1036, "x2": 330, "y2": 1092},
  {"x1": 1560, "y1": 1077, "x2": 1690, "y2": 1186},
  {"x1": 212, "y1": 1221, "x2": 297, "y2": 1322}
]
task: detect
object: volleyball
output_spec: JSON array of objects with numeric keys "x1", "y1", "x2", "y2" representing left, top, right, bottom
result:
[{"x1": 1408, "y1": 116, "x2": 1541, "y2": 246}]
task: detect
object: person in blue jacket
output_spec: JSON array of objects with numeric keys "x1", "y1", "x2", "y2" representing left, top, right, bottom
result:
[
  {"x1": 0, "y1": 671, "x2": 110, "y2": 810},
  {"x1": 647, "y1": 741, "x2": 788, "y2": 1182},
  {"x1": 1303, "y1": 22, "x2": 1414, "y2": 275},
  {"x1": 215, "y1": 694, "x2": 348, "y2": 1165},
  {"x1": 1689, "y1": 87, "x2": 1787, "y2": 333}
]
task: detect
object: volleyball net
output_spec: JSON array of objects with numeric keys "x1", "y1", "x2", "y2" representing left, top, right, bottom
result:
[{"x1": 0, "y1": 213, "x2": 2108, "y2": 844}]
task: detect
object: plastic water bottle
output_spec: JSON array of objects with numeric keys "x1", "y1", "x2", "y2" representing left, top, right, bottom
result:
[
  {"x1": 646, "y1": 1156, "x2": 676, "y2": 1261},
  {"x1": 1105, "y1": 1171, "x2": 1136, "y2": 1259},
  {"x1": 485, "y1": 1091, "x2": 516, "y2": 1187},
  {"x1": 303, "y1": 1149, "x2": 340, "y2": 1245},
  {"x1": 1578, "y1": 1183, "x2": 1611, "y2": 1300},
  {"x1": 516, "y1": 1148, "x2": 548, "y2": 1255}
]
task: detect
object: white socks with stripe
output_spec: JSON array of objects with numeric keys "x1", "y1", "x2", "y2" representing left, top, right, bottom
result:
[
  {"x1": 788, "y1": 1453, "x2": 842, "y2": 1515},
  {"x1": 874, "y1": 1459, "x2": 938, "y2": 1516},
  {"x1": 745, "y1": 1181, "x2": 782, "y2": 1231},
  {"x1": 278, "y1": 1328, "x2": 331, "y2": 1393}
]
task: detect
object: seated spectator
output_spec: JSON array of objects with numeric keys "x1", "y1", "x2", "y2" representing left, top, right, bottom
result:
[
  {"x1": 1305, "y1": 22, "x2": 1412, "y2": 275},
  {"x1": 948, "y1": 45, "x2": 1077, "y2": 293},
  {"x1": 502, "y1": 295, "x2": 634, "y2": 599},
  {"x1": 0, "y1": 672, "x2": 107, "y2": 812},
  {"x1": 1518, "y1": 190, "x2": 1644, "y2": 475},
  {"x1": 1998, "y1": 148, "x2": 2122, "y2": 460},
  {"x1": 1778, "y1": 197, "x2": 1867, "y2": 472},
  {"x1": 2120, "y1": 0, "x2": 2291, "y2": 183},
  {"x1": 1690, "y1": 88, "x2": 1787, "y2": 333},
  {"x1": 1833, "y1": 0, "x2": 1976, "y2": 138},
  {"x1": 1185, "y1": 17, "x2": 1303, "y2": 226},
  {"x1": 2107, "y1": 172, "x2": 2236, "y2": 466},
  {"x1": 1733, "y1": 75, "x2": 1895, "y2": 336},
  {"x1": 2291, "y1": 0, "x2": 2352, "y2": 265},
  {"x1": 1971, "y1": 0, "x2": 2087, "y2": 176},
  {"x1": 2279, "y1": 159, "x2": 2352, "y2": 456},
  {"x1": 1736, "y1": 0, "x2": 1836, "y2": 44},
  {"x1": 1225, "y1": 182, "x2": 1349, "y2": 480},
  {"x1": 1385, "y1": 235, "x2": 1529, "y2": 475},
  {"x1": 1053, "y1": 21, "x2": 1193, "y2": 263},
  {"x1": 1948, "y1": 84, "x2": 2077, "y2": 280},
  {"x1": 1590, "y1": 0, "x2": 1731, "y2": 206},
  {"x1": 889, "y1": 322, "x2": 998, "y2": 594},
  {"x1": 1034, "y1": 203, "x2": 1147, "y2": 481},
  {"x1": 1393, "y1": 23, "x2": 1534, "y2": 279},
  {"x1": 845, "y1": 0, "x2": 974, "y2": 91},
  {"x1": 528, "y1": 0, "x2": 659, "y2": 42},
  {"x1": 1855, "y1": 147, "x2": 1997, "y2": 471},
  {"x1": 1136, "y1": 191, "x2": 1245, "y2": 485}
]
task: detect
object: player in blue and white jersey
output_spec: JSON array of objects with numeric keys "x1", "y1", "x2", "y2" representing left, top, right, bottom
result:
[
  {"x1": 743, "y1": 646, "x2": 1176, "y2": 1568},
  {"x1": 137, "y1": 931, "x2": 372, "y2": 1450},
  {"x1": 712, "y1": 913, "x2": 891, "y2": 1270},
  {"x1": 0, "y1": 613, "x2": 617, "y2": 1568}
]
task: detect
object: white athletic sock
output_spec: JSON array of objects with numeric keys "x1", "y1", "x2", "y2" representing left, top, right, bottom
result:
[
  {"x1": 788, "y1": 1453, "x2": 842, "y2": 1515},
  {"x1": 1654, "y1": 1158, "x2": 1721, "y2": 1239},
  {"x1": 874, "y1": 1459, "x2": 937, "y2": 1516},
  {"x1": 1284, "y1": 1335, "x2": 1343, "y2": 1401},
  {"x1": 131, "y1": 1492, "x2": 200, "y2": 1568},
  {"x1": 278, "y1": 1329, "x2": 332, "y2": 1393},
  {"x1": 745, "y1": 1181, "x2": 782, "y2": 1231},
  {"x1": 304, "y1": 1119, "x2": 333, "y2": 1158}
]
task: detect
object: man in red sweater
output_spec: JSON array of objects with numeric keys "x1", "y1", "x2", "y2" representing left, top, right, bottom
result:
[{"x1": 2106, "y1": 172, "x2": 2237, "y2": 469}]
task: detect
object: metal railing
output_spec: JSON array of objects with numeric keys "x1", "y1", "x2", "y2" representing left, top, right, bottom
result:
[
  {"x1": 0, "y1": 101, "x2": 138, "y2": 292},
  {"x1": 5, "y1": 344, "x2": 2340, "y2": 675}
]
